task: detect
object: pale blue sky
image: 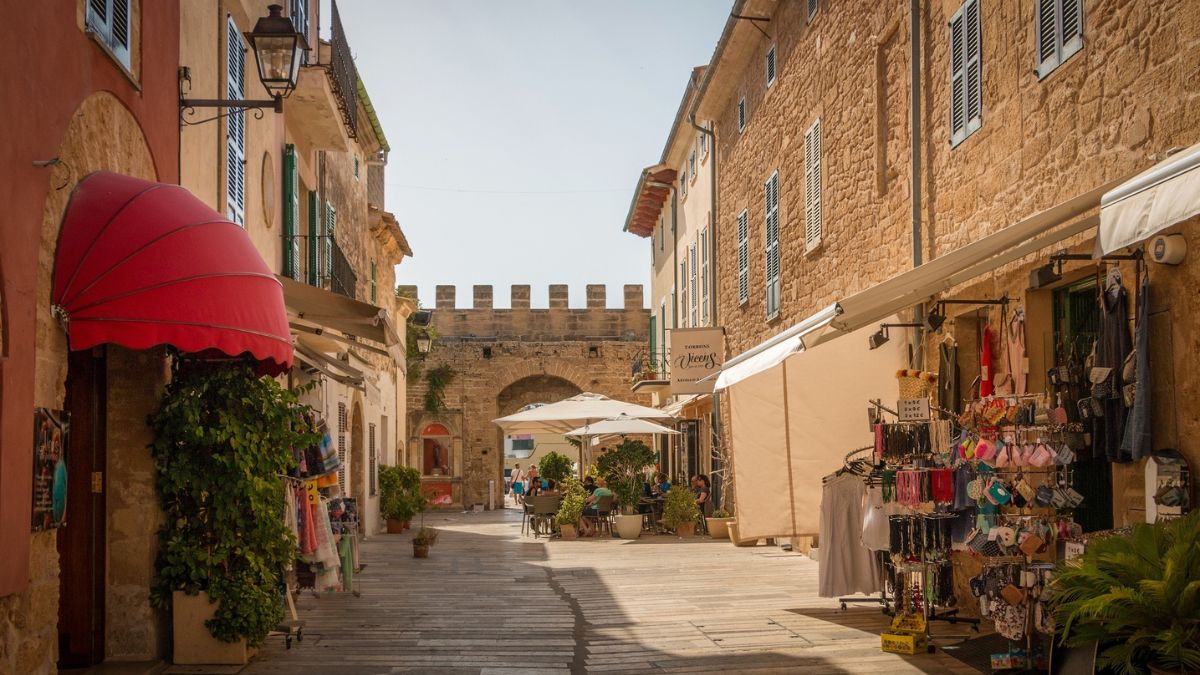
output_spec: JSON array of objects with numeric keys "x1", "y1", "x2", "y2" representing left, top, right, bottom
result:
[{"x1": 333, "y1": 1, "x2": 731, "y2": 309}]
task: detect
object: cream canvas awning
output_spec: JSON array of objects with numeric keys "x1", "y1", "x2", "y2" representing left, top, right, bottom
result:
[
  {"x1": 726, "y1": 320, "x2": 907, "y2": 539},
  {"x1": 277, "y1": 275, "x2": 402, "y2": 362},
  {"x1": 1099, "y1": 142, "x2": 1200, "y2": 254}
]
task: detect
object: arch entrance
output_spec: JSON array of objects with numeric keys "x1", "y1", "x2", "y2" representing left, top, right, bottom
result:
[{"x1": 496, "y1": 375, "x2": 581, "y2": 487}]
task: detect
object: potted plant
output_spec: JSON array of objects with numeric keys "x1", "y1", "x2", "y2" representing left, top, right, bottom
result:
[
  {"x1": 662, "y1": 485, "x2": 700, "y2": 537},
  {"x1": 555, "y1": 476, "x2": 586, "y2": 540},
  {"x1": 412, "y1": 526, "x2": 439, "y2": 558},
  {"x1": 1048, "y1": 510, "x2": 1200, "y2": 675},
  {"x1": 596, "y1": 440, "x2": 656, "y2": 539},
  {"x1": 539, "y1": 451, "x2": 574, "y2": 484},
  {"x1": 148, "y1": 361, "x2": 320, "y2": 665},
  {"x1": 707, "y1": 509, "x2": 733, "y2": 539},
  {"x1": 379, "y1": 466, "x2": 421, "y2": 533}
]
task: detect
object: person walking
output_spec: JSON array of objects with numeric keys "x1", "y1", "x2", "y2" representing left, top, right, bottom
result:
[{"x1": 510, "y1": 463, "x2": 525, "y2": 506}]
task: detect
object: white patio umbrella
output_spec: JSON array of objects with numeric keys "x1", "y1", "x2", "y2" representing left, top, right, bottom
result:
[
  {"x1": 564, "y1": 414, "x2": 680, "y2": 439},
  {"x1": 494, "y1": 393, "x2": 674, "y2": 476}
]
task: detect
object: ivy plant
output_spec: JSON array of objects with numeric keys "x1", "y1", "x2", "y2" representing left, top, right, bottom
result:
[
  {"x1": 423, "y1": 364, "x2": 455, "y2": 413},
  {"x1": 148, "y1": 360, "x2": 320, "y2": 647}
]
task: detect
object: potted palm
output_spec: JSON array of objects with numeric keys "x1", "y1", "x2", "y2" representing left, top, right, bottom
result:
[
  {"x1": 662, "y1": 485, "x2": 700, "y2": 537},
  {"x1": 412, "y1": 527, "x2": 439, "y2": 558},
  {"x1": 379, "y1": 466, "x2": 420, "y2": 533},
  {"x1": 596, "y1": 440, "x2": 656, "y2": 539},
  {"x1": 707, "y1": 509, "x2": 733, "y2": 539},
  {"x1": 1048, "y1": 510, "x2": 1200, "y2": 675},
  {"x1": 555, "y1": 476, "x2": 586, "y2": 540}
]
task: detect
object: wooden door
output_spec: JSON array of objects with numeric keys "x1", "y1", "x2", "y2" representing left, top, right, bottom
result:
[{"x1": 57, "y1": 348, "x2": 106, "y2": 667}]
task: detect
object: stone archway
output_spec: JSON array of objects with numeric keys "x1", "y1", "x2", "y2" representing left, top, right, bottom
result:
[{"x1": 496, "y1": 375, "x2": 583, "y2": 494}]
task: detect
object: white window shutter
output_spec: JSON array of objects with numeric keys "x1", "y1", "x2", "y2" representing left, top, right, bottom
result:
[
  {"x1": 1035, "y1": 0, "x2": 1058, "y2": 75},
  {"x1": 965, "y1": 0, "x2": 982, "y2": 129},
  {"x1": 689, "y1": 243, "x2": 698, "y2": 326},
  {"x1": 1061, "y1": 0, "x2": 1083, "y2": 56},
  {"x1": 700, "y1": 228, "x2": 710, "y2": 324},
  {"x1": 226, "y1": 17, "x2": 246, "y2": 225},
  {"x1": 737, "y1": 210, "x2": 749, "y2": 304},
  {"x1": 804, "y1": 119, "x2": 822, "y2": 250},
  {"x1": 764, "y1": 172, "x2": 781, "y2": 318}
]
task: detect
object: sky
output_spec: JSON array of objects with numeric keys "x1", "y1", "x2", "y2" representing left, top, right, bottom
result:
[{"x1": 332, "y1": 1, "x2": 732, "y2": 309}]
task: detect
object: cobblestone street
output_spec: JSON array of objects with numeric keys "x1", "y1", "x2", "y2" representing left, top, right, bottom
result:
[{"x1": 240, "y1": 506, "x2": 979, "y2": 675}]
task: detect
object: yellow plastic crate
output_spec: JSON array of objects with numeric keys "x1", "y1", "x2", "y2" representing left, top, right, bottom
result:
[{"x1": 881, "y1": 630, "x2": 929, "y2": 655}]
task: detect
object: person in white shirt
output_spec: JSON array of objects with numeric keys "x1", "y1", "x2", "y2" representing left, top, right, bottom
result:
[{"x1": 509, "y1": 463, "x2": 526, "y2": 506}]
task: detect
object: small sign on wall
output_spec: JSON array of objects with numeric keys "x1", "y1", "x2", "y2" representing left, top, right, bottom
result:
[
  {"x1": 897, "y1": 398, "x2": 930, "y2": 422},
  {"x1": 32, "y1": 408, "x2": 70, "y2": 532},
  {"x1": 669, "y1": 327, "x2": 725, "y2": 395}
]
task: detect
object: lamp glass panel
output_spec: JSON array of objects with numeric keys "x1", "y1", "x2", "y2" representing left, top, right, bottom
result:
[{"x1": 254, "y1": 35, "x2": 298, "y2": 88}]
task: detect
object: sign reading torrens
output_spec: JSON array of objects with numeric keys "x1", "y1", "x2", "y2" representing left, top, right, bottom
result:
[{"x1": 669, "y1": 327, "x2": 725, "y2": 394}]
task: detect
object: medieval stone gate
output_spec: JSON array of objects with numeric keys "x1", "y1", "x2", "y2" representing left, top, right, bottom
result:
[{"x1": 402, "y1": 284, "x2": 650, "y2": 508}]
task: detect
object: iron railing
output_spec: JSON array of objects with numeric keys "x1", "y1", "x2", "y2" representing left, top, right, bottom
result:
[
  {"x1": 329, "y1": 0, "x2": 358, "y2": 139},
  {"x1": 631, "y1": 349, "x2": 670, "y2": 381},
  {"x1": 285, "y1": 234, "x2": 357, "y2": 300},
  {"x1": 328, "y1": 235, "x2": 356, "y2": 299}
]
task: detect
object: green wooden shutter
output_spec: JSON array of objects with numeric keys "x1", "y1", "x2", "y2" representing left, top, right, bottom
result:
[
  {"x1": 370, "y1": 261, "x2": 377, "y2": 303},
  {"x1": 282, "y1": 145, "x2": 299, "y2": 278},
  {"x1": 324, "y1": 202, "x2": 336, "y2": 283},
  {"x1": 649, "y1": 315, "x2": 657, "y2": 374},
  {"x1": 307, "y1": 190, "x2": 319, "y2": 285}
]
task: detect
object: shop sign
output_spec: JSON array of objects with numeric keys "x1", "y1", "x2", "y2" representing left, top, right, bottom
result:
[
  {"x1": 669, "y1": 327, "x2": 724, "y2": 394},
  {"x1": 897, "y1": 398, "x2": 931, "y2": 422},
  {"x1": 32, "y1": 408, "x2": 70, "y2": 532}
]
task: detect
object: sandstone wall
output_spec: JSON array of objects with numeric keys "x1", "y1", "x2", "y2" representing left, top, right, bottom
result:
[{"x1": 403, "y1": 286, "x2": 650, "y2": 507}]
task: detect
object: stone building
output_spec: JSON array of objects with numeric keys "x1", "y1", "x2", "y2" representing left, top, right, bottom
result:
[
  {"x1": 623, "y1": 65, "x2": 722, "y2": 495},
  {"x1": 179, "y1": 0, "x2": 413, "y2": 539},
  {"x1": 679, "y1": 0, "x2": 1200, "y2": 537},
  {"x1": 401, "y1": 285, "x2": 650, "y2": 509}
]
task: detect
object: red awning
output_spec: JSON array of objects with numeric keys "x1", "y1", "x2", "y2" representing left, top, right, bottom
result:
[{"x1": 52, "y1": 172, "x2": 293, "y2": 374}]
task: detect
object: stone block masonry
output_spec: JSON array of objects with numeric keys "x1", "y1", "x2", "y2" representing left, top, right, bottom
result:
[{"x1": 405, "y1": 285, "x2": 650, "y2": 508}]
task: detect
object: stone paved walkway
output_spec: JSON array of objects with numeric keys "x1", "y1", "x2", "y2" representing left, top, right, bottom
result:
[{"x1": 238, "y1": 506, "x2": 982, "y2": 675}]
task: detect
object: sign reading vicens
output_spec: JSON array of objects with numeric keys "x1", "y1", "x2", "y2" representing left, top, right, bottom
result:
[{"x1": 669, "y1": 327, "x2": 725, "y2": 394}]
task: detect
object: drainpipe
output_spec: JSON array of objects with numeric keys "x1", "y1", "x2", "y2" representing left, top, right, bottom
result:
[
  {"x1": 910, "y1": 0, "x2": 925, "y2": 369},
  {"x1": 690, "y1": 107, "x2": 722, "y2": 507}
]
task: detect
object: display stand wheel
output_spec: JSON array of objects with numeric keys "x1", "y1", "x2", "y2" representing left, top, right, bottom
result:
[
  {"x1": 840, "y1": 602, "x2": 847, "y2": 611},
  {"x1": 927, "y1": 644, "x2": 936, "y2": 654}
]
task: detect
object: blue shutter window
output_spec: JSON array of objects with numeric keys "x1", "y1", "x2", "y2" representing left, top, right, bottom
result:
[
  {"x1": 307, "y1": 190, "x2": 319, "y2": 285},
  {"x1": 764, "y1": 172, "x2": 781, "y2": 319},
  {"x1": 226, "y1": 16, "x2": 247, "y2": 225},
  {"x1": 737, "y1": 209, "x2": 749, "y2": 305},
  {"x1": 324, "y1": 202, "x2": 336, "y2": 285},
  {"x1": 87, "y1": 0, "x2": 132, "y2": 69}
]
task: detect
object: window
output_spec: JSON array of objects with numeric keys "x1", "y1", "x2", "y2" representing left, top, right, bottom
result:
[
  {"x1": 689, "y1": 243, "x2": 698, "y2": 326},
  {"x1": 804, "y1": 119, "x2": 823, "y2": 250},
  {"x1": 381, "y1": 415, "x2": 389, "y2": 466},
  {"x1": 949, "y1": 0, "x2": 982, "y2": 147},
  {"x1": 337, "y1": 402, "x2": 347, "y2": 491},
  {"x1": 700, "y1": 228, "x2": 710, "y2": 325},
  {"x1": 679, "y1": 260, "x2": 689, "y2": 328},
  {"x1": 226, "y1": 17, "x2": 247, "y2": 225},
  {"x1": 368, "y1": 422, "x2": 377, "y2": 496},
  {"x1": 323, "y1": 202, "x2": 336, "y2": 283},
  {"x1": 699, "y1": 130, "x2": 708, "y2": 159},
  {"x1": 737, "y1": 209, "x2": 749, "y2": 305},
  {"x1": 658, "y1": 218, "x2": 665, "y2": 251},
  {"x1": 290, "y1": 0, "x2": 309, "y2": 65},
  {"x1": 737, "y1": 97, "x2": 747, "y2": 133},
  {"x1": 766, "y1": 46, "x2": 777, "y2": 86},
  {"x1": 86, "y1": 0, "x2": 132, "y2": 69},
  {"x1": 306, "y1": 191, "x2": 320, "y2": 285},
  {"x1": 680, "y1": 171, "x2": 688, "y2": 197},
  {"x1": 370, "y1": 261, "x2": 377, "y2": 303},
  {"x1": 764, "y1": 172, "x2": 780, "y2": 318},
  {"x1": 1035, "y1": 0, "x2": 1083, "y2": 79},
  {"x1": 649, "y1": 314, "x2": 657, "y2": 372},
  {"x1": 689, "y1": 151, "x2": 697, "y2": 182},
  {"x1": 808, "y1": 0, "x2": 819, "y2": 21},
  {"x1": 282, "y1": 145, "x2": 301, "y2": 278},
  {"x1": 354, "y1": 155, "x2": 360, "y2": 179}
]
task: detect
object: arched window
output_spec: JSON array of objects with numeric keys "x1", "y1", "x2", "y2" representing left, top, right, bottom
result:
[{"x1": 421, "y1": 423, "x2": 452, "y2": 476}]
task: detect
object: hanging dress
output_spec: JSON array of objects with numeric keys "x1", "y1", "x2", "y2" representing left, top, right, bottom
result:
[
  {"x1": 819, "y1": 473, "x2": 881, "y2": 597},
  {"x1": 980, "y1": 325, "x2": 995, "y2": 398},
  {"x1": 1007, "y1": 308, "x2": 1027, "y2": 395}
]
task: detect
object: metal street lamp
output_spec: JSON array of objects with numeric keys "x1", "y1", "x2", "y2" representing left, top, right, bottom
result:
[
  {"x1": 180, "y1": 4, "x2": 307, "y2": 117},
  {"x1": 415, "y1": 331, "x2": 432, "y2": 354}
]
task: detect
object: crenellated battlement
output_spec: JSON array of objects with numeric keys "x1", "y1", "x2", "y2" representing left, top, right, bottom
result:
[{"x1": 396, "y1": 284, "x2": 648, "y2": 341}]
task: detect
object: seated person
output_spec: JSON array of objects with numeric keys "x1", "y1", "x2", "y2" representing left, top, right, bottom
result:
[
  {"x1": 540, "y1": 479, "x2": 558, "y2": 496},
  {"x1": 582, "y1": 476, "x2": 597, "y2": 494},
  {"x1": 581, "y1": 479, "x2": 614, "y2": 536},
  {"x1": 653, "y1": 472, "x2": 671, "y2": 496}
]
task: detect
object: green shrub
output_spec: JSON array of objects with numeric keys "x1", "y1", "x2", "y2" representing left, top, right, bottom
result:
[
  {"x1": 555, "y1": 476, "x2": 587, "y2": 527},
  {"x1": 711, "y1": 509, "x2": 731, "y2": 519},
  {"x1": 539, "y1": 451, "x2": 574, "y2": 483},
  {"x1": 379, "y1": 465, "x2": 423, "y2": 522},
  {"x1": 661, "y1": 485, "x2": 700, "y2": 529},
  {"x1": 1049, "y1": 509, "x2": 1200, "y2": 675},
  {"x1": 413, "y1": 527, "x2": 439, "y2": 546},
  {"x1": 595, "y1": 439, "x2": 656, "y2": 513},
  {"x1": 148, "y1": 361, "x2": 320, "y2": 646}
]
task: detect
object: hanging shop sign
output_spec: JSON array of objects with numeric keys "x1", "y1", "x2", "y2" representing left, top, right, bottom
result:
[
  {"x1": 32, "y1": 408, "x2": 70, "y2": 532},
  {"x1": 897, "y1": 398, "x2": 931, "y2": 422},
  {"x1": 670, "y1": 327, "x2": 725, "y2": 394}
]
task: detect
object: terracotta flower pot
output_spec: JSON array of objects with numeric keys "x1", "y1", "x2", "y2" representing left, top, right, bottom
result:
[
  {"x1": 413, "y1": 543, "x2": 430, "y2": 558},
  {"x1": 675, "y1": 522, "x2": 695, "y2": 537},
  {"x1": 706, "y1": 517, "x2": 731, "y2": 539},
  {"x1": 560, "y1": 524, "x2": 578, "y2": 540},
  {"x1": 386, "y1": 518, "x2": 408, "y2": 534}
]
